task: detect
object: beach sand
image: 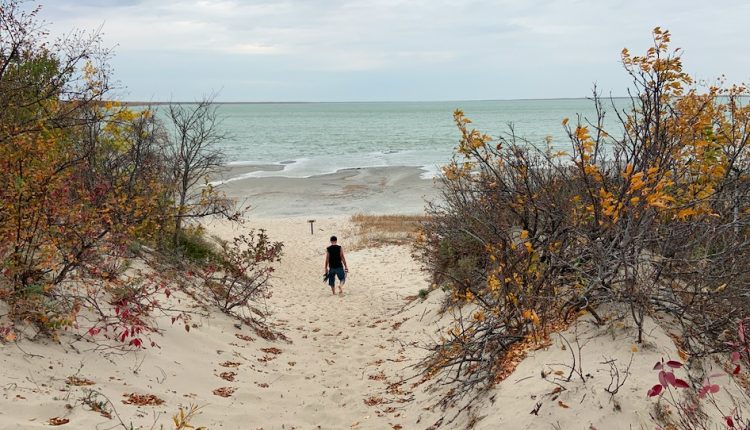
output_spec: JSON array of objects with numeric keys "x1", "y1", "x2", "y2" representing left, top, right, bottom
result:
[
  {"x1": 0, "y1": 167, "x2": 708, "y2": 429},
  {"x1": 216, "y1": 165, "x2": 439, "y2": 217}
]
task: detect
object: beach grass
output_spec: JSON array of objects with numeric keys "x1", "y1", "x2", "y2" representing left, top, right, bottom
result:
[{"x1": 349, "y1": 213, "x2": 425, "y2": 249}]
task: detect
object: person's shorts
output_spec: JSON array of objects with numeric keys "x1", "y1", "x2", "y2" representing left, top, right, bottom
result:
[{"x1": 328, "y1": 267, "x2": 346, "y2": 287}]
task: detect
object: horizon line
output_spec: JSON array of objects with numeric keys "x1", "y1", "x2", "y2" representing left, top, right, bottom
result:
[{"x1": 117, "y1": 96, "x2": 633, "y2": 105}]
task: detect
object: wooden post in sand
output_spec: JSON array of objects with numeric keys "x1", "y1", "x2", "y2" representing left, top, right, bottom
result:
[{"x1": 308, "y1": 219, "x2": 315, "y2": 235}]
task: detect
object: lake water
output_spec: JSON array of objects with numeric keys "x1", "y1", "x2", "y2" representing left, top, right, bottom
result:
[{"x1": 209, "y1": 99, "x2": 625, "y2": 180}]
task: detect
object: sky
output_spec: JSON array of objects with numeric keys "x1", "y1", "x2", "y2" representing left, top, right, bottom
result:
[{"x1": 42, "y1": 0, "x2": 750, "y2": 102}]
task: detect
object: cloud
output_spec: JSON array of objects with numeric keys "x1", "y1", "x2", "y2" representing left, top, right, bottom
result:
[
  {"x1": 220, "y1": 43, "x2": 277, "y2": 55},
  {"x1": 39, "y1": 0, "x2": 750, "y2": 101}
]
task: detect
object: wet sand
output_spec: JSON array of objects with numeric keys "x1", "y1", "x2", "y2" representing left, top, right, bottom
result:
[{"x1": 216, "y1": 165, "x2": 441, "y2": 217}]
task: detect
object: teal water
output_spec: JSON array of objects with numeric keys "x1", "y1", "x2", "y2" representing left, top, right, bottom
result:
[{"x1": 211, "y1": 99, "x2": 624, "y2": 180}]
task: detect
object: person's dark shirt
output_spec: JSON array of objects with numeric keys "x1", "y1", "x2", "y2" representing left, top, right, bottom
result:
[{"x1": 327, "y1": 245, "x2": 343, "y2": 268}]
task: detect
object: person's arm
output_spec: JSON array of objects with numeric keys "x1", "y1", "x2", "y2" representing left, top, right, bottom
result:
[
  {"x1": 324, "y1": 249, "x2": 329, "y2": 273},
  {"x1": 341, "y1": 248, "x2": 348, "y2": 272}
]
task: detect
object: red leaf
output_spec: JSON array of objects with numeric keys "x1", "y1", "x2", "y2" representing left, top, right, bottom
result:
[
  {"x1": 698, "y1": 387, "x2": 708, "y2": 398},
  {"x1": 673, "y1": 378, "x2": 689, "y2": 388},
  {"x1": 130, "y1": 338, "x2": 142, "y2": 348},
  {"x1": 725, "y1": 416, "x2": 735, "y2": 428},
  {"x1": 666, "y1": 360, "x2": 683, "y2": 369},
  {"x1": 664, "y1": 372, "x2": 677, "y2": 387},
  {"x1": 733, "y1": 365, "x2": 741, "y2": 375},
  {"x1": 731, "y1": 352, "x2": 741, "y2": 363},
  {"x1": 709, "y1": 384, "x2": 720, "y2": 394},
  {"x1": 659, "y1": 371, "x2": 669, "y2": 387},
  {"x1": 653, "y1": 361, "x2": 663, "y2": 370},
  {"x1": 647, "y1": 384, "x2": 663, "y2": 397},
  {"x1": 164, "y1": 288, "x2": 171, "y2": 298}
]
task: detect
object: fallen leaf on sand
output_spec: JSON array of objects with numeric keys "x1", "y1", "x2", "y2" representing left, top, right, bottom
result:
[
  {"x1": 393, "y1": 425, "x2": 403, "y2": 430},
  {"x1": 369, "y1": 372, "x2": 386, "y2": 381},
  {"x1": 219, "y1": 372, "x2": 236, "y2": 382},
  {"x1": 261, "y1": 347, "x2": 282, "y2": 355},
  {"x1": 351, "y1": 421, "x2": 360, "y2": 427},
  {"x1": 66, "y1": 376, "x2": 95, "y2": 386},
  {"x1": 49, "y1": 417, "x2": 69, "y2": 426},
  {"x1": 212, "y1": 387, "x2": 236, "y2": 397},
  {"x1": 235, "y1": 333, "x2": 254, "y2": 342},
  {"x1": 122, "y1": 393, "x2": 165, "y2": 406},
  {"x1": 558, "y1": 400, "x2": 569, "y2": 409},
  {"x1": 219, "y1": 361, "x2": 242, "y2": 368},
  {"x1": 364, "y1": 396, "x2": 384, "y2": 406}
]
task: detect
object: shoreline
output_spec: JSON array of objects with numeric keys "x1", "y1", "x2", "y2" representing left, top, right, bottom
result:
[{"x1": 215, "y1": 164, "x2": 441, "y2": 217}]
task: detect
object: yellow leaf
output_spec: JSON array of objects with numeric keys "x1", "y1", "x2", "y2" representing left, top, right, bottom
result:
[
  {"x1": 631, "y1": 345, "x2": 638, "y2": 352},
  {"x1": 562, "y1": 117, "x2": 569, "y2": 126},
  {"x1": 676, "y1": 208, "x2": 697, "y2": 220},
  {"x1": 4, "y1": 332, "x2": 16, "y2": 342}
]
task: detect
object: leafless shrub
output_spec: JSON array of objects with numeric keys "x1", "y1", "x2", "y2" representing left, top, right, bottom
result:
[{"x1": 199, "y1": 231, "x2": 283, "y2": 315}]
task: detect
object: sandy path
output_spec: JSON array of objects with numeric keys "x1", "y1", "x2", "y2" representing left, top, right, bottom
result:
[{"x1": 208, "y1": 216, "x2": 433, "y2": 429}]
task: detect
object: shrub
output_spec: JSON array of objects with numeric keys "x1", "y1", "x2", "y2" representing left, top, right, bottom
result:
[
  {"x1": 200, "y1": 230, "x2": 283, "y2": 315},
  {"x1": 416, "y1": 27, "x2": 750, "y2": 404}
]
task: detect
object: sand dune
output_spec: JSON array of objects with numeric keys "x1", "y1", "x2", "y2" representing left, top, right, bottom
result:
[
  {"x1": 0, "y1": 216, "x2": 439, "y2": 429},
  {"x1": 1, "y1": 167, "x2": 740, "y2": 429}
]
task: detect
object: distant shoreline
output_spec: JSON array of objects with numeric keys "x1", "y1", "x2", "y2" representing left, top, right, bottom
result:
[{"x1": 114, "y1": 95, "x2": 750, "y2": 106}]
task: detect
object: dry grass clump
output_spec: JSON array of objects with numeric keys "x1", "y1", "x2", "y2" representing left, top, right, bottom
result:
[{"x1": 349, "y1": 214, "x2": 426, "y2": 250}]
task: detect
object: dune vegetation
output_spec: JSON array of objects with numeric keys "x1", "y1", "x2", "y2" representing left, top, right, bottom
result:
[
  {"x1": 415, "y1": 28, "x2": 750, "y2": 429},
  {"x1": 0, "y1": 0, "x2": 282, "y2": 351}
]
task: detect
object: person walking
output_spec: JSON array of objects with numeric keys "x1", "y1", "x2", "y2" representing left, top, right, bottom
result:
[{"x1": 324, "y1": 235, "x2": 348, "y2": 295}]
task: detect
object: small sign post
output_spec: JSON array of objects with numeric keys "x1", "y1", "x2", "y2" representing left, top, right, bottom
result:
[{"x1": 308, "y1": 219, "x2": 315, "y2": 235}]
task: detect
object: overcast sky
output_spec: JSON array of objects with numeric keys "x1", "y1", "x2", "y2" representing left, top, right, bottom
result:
[{"x1": 43, "y1": 0, "x2": 750, "y2": 102}]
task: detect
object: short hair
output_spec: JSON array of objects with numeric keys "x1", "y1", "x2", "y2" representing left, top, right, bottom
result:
[{"x1": 330, "y1": 235, "x2": 337, "y2": 242}]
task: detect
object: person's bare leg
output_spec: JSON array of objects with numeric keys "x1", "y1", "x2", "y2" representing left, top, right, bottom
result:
[
  {"x1": 331, "y1": 286, "x2": 336, "y2": 295},
  {"x1": 338, "y1": 282, "x2": 344, "y2": 295}
]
